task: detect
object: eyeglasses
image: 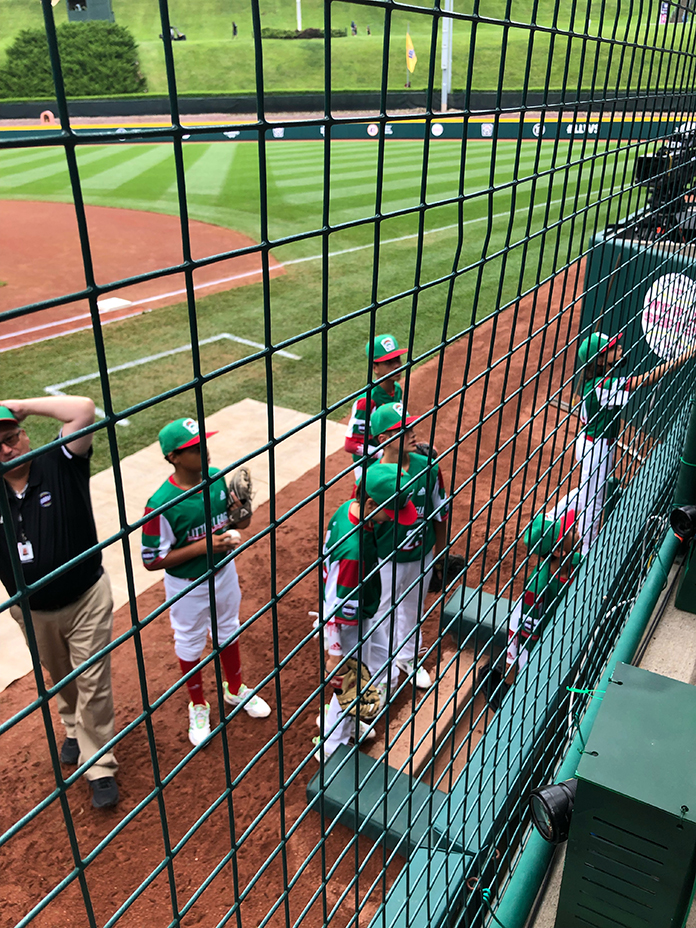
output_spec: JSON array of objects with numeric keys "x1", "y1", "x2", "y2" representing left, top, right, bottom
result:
[{"x1": 0, "y1": 430, "x2": 22, "y2": 450}]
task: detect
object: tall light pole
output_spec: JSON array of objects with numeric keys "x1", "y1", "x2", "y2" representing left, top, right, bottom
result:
[
  {"x1": 296, "y1": 0, "x2": 302, "y2": 31},
  {"x1": 440, "y1": 0, "x2": 453, "y2": 112}
]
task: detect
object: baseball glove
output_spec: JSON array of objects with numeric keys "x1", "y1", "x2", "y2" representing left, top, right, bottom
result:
[
  {"x1": 415, "y1": 442, "x2": 438, "y2": 459},
  {"x1": 335, "y1": 658, "x2": 382, "y2": 721},
  {"x1": 428, "y1": 551, "x2": 466, "y2": 593},
  {"x1": 227, "y1": 466, "x2": 254, "y2": 525}
]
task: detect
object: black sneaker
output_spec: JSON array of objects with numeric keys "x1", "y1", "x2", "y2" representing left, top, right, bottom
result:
[
  {"x1": 60, "y1": 737, "x2": 79, "y2": 765},
  {"x1": 475, "y1": 662, "x2": 511, "y2": 711},
  {"x1": 60, "y1": 738, "x2": 80, "y2": 767},
  {"x1": 89, "y1": 777, "x2": 119, "y2": 809}
]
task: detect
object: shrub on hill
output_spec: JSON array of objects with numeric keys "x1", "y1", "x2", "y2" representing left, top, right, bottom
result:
[
  {"x1": 0, "y1": 22, "x2": 146, "y2": 99},
  {"x1": 259, "y1": 27, "x2": 347, "y2": 39}
]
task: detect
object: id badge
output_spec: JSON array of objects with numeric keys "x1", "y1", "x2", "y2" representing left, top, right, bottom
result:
[{"x1": 18, "y1": 540, "x2": 34, "y2": 563}]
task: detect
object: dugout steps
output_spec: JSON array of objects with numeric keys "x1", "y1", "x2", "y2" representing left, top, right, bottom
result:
[
  {"x1": 307, "y1": 585, "x2": 507, "y2": 851},
  {"x1": 442, "y1": 585, "x2": 511, "y2": 654},
  {"x1": 306, "y1": 743, "x2": 449, "y2": 856}
]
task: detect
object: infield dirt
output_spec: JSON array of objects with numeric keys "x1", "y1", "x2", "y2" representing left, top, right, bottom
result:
[{"x1": 0, "y1": 200, "x2": 284, "y2": 351}]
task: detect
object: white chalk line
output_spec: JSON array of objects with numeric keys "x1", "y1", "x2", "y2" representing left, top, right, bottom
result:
[
  {"x1": 0, "y1": 265, "x2": 285, "y2": 346},
  {"x1": 43, "y1": 333, "x2": 301, "y2": 427},
  {"x1": 5, "y1": 192, "x2": 574, "y2": 350}
]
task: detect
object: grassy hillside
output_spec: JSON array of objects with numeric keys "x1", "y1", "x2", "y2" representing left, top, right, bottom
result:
[{"x1": 0, "y1": 0, "x2": 693, "y2": 96}]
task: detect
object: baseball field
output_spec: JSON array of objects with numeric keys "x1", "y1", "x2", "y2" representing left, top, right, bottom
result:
[
  {"x1": 0, "y1": 129, "x2": 602, "y2": 925},
  {"x1": 0, "y1": 134, "x2": 630, "y2": 473}
]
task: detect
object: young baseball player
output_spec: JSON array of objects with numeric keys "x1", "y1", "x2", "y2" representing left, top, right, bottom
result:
[
  {"x1": 315, "y1": 463, "x2": 418, "y2": 760},
  {"x1": 576, "y1": 332, "x2": 693, "y2": 554},
  {"x1": 481, "y1": 496, "x2": 580, "y2": 711},
  {"x1": 344, "y1": 334, "x2": 408, "y2": 478},
  {"x1": 367, "y1": 402, "x2": 449, "y2": 691},
  {"x1": 142, "y1": 417, "x2": 270, "y2": 748}
]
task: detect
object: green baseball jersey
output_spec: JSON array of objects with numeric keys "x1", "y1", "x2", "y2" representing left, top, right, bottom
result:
[
  {"x1": 322, "y1": 501, "x2": 381, "y2": 625},
  {"x1": 580, "y1": 375, "x2": 632, "y2": 441},
  {"x1": 517, "y1": 551, "x2": 583, "y2": 649},
  {"x1": 141, "y1": 467, "x2": 230, "y2": 579},
  {"x1": 345, "y1": 381, "x2": 403, "y2": 464},
  {"x1": 372, "y1": 454, "x2": 448, "y2": 562}
]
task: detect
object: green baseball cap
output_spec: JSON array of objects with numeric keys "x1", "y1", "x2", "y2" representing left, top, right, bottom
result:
[
  {"x1": 159, "y1": 417, "x2": 217, "y2": 456},
  {"x1": 366, "y1": 334, "x2": 407, "y2": 363},
  {"x1": 577, "y1": 331, "x2": 622, "y2": 365},
  {"x1": 370, "y1": 402, "x2": 418, "y2": 438},
  {"x1": 364, "y1": 463, "x2": 418, "y2": 525},
  {"x1": 0, "y1": 406, "x2": 18, "y2": 425},
  {"x1": 524, "y1": 508, "x2": 577, "y2": 556}
]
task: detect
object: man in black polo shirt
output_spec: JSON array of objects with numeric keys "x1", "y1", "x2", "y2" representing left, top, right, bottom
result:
[{"x1": 0, "y1": 396, "x2": 118, "y2": 809}]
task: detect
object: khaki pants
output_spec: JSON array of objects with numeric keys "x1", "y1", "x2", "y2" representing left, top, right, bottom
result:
[{"x1": 11, "y1": 571, "x2": 118, "y2": 780}]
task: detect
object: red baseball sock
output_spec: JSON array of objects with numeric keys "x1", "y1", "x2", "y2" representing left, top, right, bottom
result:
[
  {"x1": 179, "y1": 658, "x2": 205, "y2": 705},
  {"x1": 221, "y1": 640, "x2": 242, "y2": 696}
]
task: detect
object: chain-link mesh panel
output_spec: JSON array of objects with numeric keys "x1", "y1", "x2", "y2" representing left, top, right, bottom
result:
[{"x1": 2, "y1": 1, "x2": 696, "y2": 926}]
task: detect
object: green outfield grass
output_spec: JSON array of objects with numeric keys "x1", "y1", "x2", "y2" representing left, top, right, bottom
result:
[
  {"x1": 0, "y1": 136, "x2": 637, "y2": 471},
  {"x1": 0, "y1": 0, "x2": 691, "y2": 95}
]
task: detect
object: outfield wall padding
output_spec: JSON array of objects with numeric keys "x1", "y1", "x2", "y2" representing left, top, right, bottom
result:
[{"x1": 2, "y1": 90, "x2": 696, "y2": 119}]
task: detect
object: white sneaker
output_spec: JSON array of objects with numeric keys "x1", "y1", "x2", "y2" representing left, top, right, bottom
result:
[
  {"x1": 315, "y1": 704, "x2": 376, "y2": 741},
  {"x1": 223, "y1": 682, "x2": 271, "y2": 718},
  {"x1": 396, "y1": 658, "x2": 432, "y2": 689},
  {"x1": 312, "y1": 735, "x2": 334, "y2": 763},
  {"x1": 188, "y1": 702, "x2": 211, "y2": 746}
]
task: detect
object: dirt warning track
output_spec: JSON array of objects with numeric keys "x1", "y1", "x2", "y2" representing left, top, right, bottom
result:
[{"x1": 0, "y1": 200, "x2": 284, "y2": 351}]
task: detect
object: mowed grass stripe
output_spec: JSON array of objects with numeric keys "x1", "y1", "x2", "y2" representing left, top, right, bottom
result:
[
  {"x1": 81, "y1": 145, "x2": 175, "y2": 192},
  {"x1": 266, "y1": 142, "x2": 528, "y2": 174},
  {"x1": 285, "y1": 167, "x2": 565, "y2": 206},
  {"x1": 175, "y1": 144, "x2": 237, "y2": 199},
  {"x1": 269, "y1": 148, "x2": 563, "y2": 189},
  {"x1": 0, "y1": 146, "x2": 66, "y2": 170},
  {"x1": 0, "y1": 145, "x2": 121, "y2": 189},
  {"x1": 0, "y1": 140, "x2": 619, "y2": 264}
]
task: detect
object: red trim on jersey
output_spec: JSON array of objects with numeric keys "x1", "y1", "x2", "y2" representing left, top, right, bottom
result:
[
  {"x1": 143, "y1": 508, "x2": 161, "y2": 537},
  {"x1": 345, "y1": 436, "x2": 364, "y2": 455},
  {"x1": 337, "y1": 558, "x2": 361, "y2": 588}
]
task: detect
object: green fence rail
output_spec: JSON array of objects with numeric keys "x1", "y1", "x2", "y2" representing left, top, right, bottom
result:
[{"x1": 2, "y1": 1, "x2": 696, "y2": 927}]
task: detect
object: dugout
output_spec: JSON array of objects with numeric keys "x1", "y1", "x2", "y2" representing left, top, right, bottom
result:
[{"x1": 580, "y1": 232, "x2": 696, "y2": 436}]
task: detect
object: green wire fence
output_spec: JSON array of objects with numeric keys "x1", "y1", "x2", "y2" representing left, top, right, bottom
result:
[{"x1": 2, "y1": 0, "x2": 696, "y2": 926}]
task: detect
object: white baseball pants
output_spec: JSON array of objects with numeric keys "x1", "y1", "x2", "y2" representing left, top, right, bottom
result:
[
  {"x1": 164, "y1": 562, "x2": 241, "y2": 662},
  {"x1": 575, "y1": 433, "x2": 614, "y2": 556},
  {"x1": 370, "y1": 556, "x2": 433, "y2": 686}
]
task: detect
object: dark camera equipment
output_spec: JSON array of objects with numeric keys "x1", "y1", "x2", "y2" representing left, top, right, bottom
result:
[
  {"x1": 610, "y1": 124, "x2": 696, "y2": 243},
  {"x1": 528, "y1": 778, "x2": 577, "y2": 844},
  {"x1": 670, "y1": 504, "x2": 696, "y2": 542}
]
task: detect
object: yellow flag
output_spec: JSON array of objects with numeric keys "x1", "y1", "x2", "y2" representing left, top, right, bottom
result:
[{"x1": 406, "y1": 32, "x2": 417, "y2": 73}]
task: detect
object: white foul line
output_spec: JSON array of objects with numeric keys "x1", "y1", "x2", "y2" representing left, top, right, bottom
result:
[
  {"x1": 43, "y1": 333, "x2": 301, "y2": 427},
  {"x1": 6, "y1": 193, "x2": 571, "y2": 350}
]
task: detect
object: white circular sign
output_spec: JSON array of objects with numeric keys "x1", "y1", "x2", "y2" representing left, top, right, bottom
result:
[
  {"x1": 431, "y1": 123, "x2": 444, "y2": 137},
  {"x1": 532, "y1": 122, "x2": 546, "y2": 137},
  {"x1": 367, "y1": 124, "x2": 379, "y2": 137},
  {"x1": 642, "y1": 273, "x2": 696, "y2": 359}
]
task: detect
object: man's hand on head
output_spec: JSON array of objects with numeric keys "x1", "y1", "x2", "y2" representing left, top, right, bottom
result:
[{"x1": 0, "y1": 400, "x2": 28, "y2": 424}]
